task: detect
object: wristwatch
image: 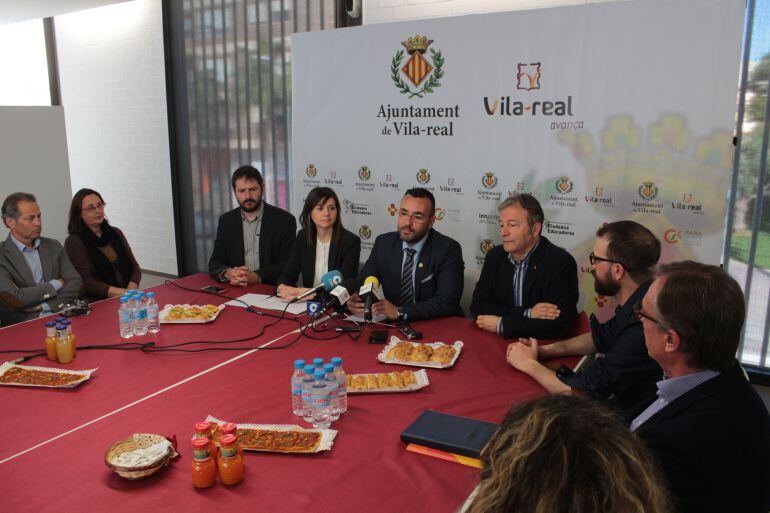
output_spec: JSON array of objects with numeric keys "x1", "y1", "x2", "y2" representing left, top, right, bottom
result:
[{"x1": 397, "y1": 306, "x2": 407, "y2": 322}]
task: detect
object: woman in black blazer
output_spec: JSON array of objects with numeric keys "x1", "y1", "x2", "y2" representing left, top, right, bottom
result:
[{"x1": 277, "y1": 187, "x2": 360, "y2": 301}]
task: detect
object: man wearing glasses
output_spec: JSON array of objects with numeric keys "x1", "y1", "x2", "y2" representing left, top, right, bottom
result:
[
  {"x1": 0, "y1": 192, "x2": 82, "y2": 325},
  {"x1": 631, "y1": 261, "x2": 770, "y2": 513},
  {"x1": 347, "y1": 188, "x2": 464, "y2": 321},
  {"x1": 471, "y1": 194, "x2": 579, "y2": 339},
  {"x1": 507, "y1": 220, "x2": 662, "y2": 420}
]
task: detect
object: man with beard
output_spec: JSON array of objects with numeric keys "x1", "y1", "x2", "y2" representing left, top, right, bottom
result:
[
  {"x1": 471, "y1": 194, "x2": 578, "y2": 339},
  {"x1": 209, "y1": 165, "x2": 296, "y2": 286},
  {"x1": 347, "y1": 188, "x2": 464, "y2": 321},
  {"x1": 507, "y1": 220, "x2": 663, "y2": 419},
  {"x1": 0, "y1": 192, "x2": 82, "y2": 325}
]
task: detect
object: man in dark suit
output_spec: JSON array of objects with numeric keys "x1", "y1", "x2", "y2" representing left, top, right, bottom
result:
[
  {"x1": 506, "y1": 220, "x2": 663, "y2": 420},
  {"x1": 0, "y1": 192, "x2": 82, "y2": 325},
  {"x1": 632, "y1": 261, "x2": 770, "y2": 513},
  {"x1": 470, "y1": 194, "x2": 578, "y2": 339},
  {"x1": 208, "y1": 165, "x2": 296, "y2": 286},
  {"x1": 347, "y1": 188, "x2": 464, "y2": 322}
]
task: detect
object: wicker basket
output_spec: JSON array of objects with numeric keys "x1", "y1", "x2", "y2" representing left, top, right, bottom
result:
[{"x1": 105, "y1": 433, "x2": 178, "y2": 480}]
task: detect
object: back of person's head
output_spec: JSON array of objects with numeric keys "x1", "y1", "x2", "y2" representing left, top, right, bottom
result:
[
  {"x1": 67, "y1": 188, "x2": 106, "y2": 235},
  {"x1": 231, "y1": 165, "x2": 263, "y2": 189},
  {"x1": 469, "y1": 395, "x2": 672, "y2": 513},
  {"x1": 653, "y1": 261, "x2": 744, "y2": 371},
  {"x1": 2, "y1": 192, "x2": 36, "y2": 224},
  {"x1": 497, "y1": 194, "x2": 544, "y2": 231},
  {"x1": 596, "y1": 220, "x2": 661, "y2": 283}
]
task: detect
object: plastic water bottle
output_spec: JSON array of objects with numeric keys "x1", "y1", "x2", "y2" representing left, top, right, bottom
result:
[
  {"x1": 332, "y1": 356, "x2": 347, "y2": 416},
  {"x1": 146, "y1": 292, "x2": 160, "y2": 333},
  {"x1": 291, "y1": 359, "x2": 305, "y2": 416},
  {"x1": 119, "y1": 296, "x2": 134, "y2": 339},
  {"x1": 133, "y1": 291, "x2": 148, "y2": 336},
  {"x1": 301, "y1": 364, "x2": 315, "y2": 423},
  {"x1": 324, "y1": 364, "x2": 340, "y2": 421},
  {"x1": 313, "y1": 357, "x2": 324, "y2": 372},
  {"x1": 311, "y1": 370, "x2": 331, "y2": 429}
]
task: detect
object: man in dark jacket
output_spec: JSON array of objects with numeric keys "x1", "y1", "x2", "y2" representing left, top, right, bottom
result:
[
  {"x1": 347, "y1": 188, "x2": 464, "y2": 322},
  {"x1": 632, "y1": 261, "x2": 770, "y2": 513},
  {"x1": 470, "y1": 194, "x2": 578, "y2": 339},
  {"x1": 208, "y1": 165, "x2": 296, "y2": 286}
]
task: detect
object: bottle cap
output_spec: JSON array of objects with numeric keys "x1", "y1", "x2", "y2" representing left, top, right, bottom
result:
[
  {"x1": 324, "y1": 363, "x2": 334, "y2": 373},
  {"x1": 314, "y1": 370, "x2": 325, "y2": 380},
  {"x1": 194, "y1": 421, "x2": 213, "y2": 434},
  {"x1": 192, "y1": 436, "x2": 210, "y2": 449},
  {"x1": 120, "y1": 297, "x2": 128, "y2": 303},
  {"x1": 61, "y1": 319, "x2": 71, "y2": 326},
  {"x1": 312, "y1": 358, "x2": 324, "y2": 367},
  {"x1": 294, "y1": 359, "x2": 305, "y2": 369},
  {"x1": 45, "y1": 321, "x2": 56, "y2": 327},
  {"x1": 304, "y1": 365, "x2": 315, "y2": 374},
  {"x1": 56, "y1": 317, "x2": 66, "y2": 323},
  {"x1": 147, "y1": 292, "x2": 155, "y2": 299},
  {"x1": 221, "y1": 422, "x2": 238, "y2": 436},
  {"x1": 219, "y1": 434, "x2": 237, "y2": 448},
  {"x1": 135, "y1": 291, "x2": 145, "y2": 297},
  {"x1": 331, "y1": 357, "x2": 342, "y2": 366}
]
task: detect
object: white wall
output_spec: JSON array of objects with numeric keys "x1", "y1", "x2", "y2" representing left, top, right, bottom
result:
[
  {"x1": 0, "y1": 106, "x2": 73, "y2": 244},
  {"x1": 364, "y1": 0, "x2": 628, "y2": 24},
  {"x1": 55, "y1": 0, "x2": 177, "y2": 275}
]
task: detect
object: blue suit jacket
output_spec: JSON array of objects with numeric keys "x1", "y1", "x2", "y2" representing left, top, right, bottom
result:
[{"x1": 356, "y1": 229, "x2": 464, "y2": 321}]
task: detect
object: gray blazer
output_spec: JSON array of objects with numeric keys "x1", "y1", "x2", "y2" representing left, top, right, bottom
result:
[{"x1": 0, "y1": 235, "x2": 82, "y2": 325}]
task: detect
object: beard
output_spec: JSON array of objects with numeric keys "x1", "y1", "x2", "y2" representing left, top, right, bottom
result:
[
  {"x1": 240, "y1": 198, "x2": 261, "y2": 213},
  {"x1": 592, "y1": 269, "x2": 620, "y2": 297},
  {"x1": 399, "y1": 224, "x2": 427, "y2": 243}
]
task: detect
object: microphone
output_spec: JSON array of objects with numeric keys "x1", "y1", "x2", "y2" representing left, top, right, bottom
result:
[
  {"x1": 315, "y1": 285, "x2": 351, "y2": 317},
  {"x1": 358, "y1": 276, "x2": 383, "y2": 322},
  {"x1": 293, "y1": 270, "x2": 343, "y2": 303}
]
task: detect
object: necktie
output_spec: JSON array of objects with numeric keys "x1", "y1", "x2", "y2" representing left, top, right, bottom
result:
[{"x1": 400, "y1": 248, "x2": 416, "y2": 305}]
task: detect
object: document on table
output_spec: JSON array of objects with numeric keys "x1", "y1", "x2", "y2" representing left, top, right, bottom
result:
[
  {"x1": 345, "y1": 312, "x2": 388, "y2": 323},
  {"x1": 225, "y1": 293, "x2": 307, "y2": 315}
]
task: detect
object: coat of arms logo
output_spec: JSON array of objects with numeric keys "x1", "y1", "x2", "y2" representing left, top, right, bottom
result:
[
  {"x1": 481, "y1": 172, "x2": 498, "y2": 190},
  {"x1": 306, "y1": 164, "x2": 317, "y2": 178},
  {"x1": 639, "y1": 181, "x2": 659, "y2": 201},
  {"x1": 359, "y1": 226, "x2": 372, "y2": 240},
  {"x1": 416, "y1": 168, "x2": 431, "y2": 185},
  {"x1": 555, "y1": 176, "x2": 574, "y2": 195},
  {"x1": 358, "y1": 166, "x2": 371, "y2": 181},
  {"x1": 391, "y1": 35, "x2": 445, "y2": 99},
  {"x1": 480, "y1": 239, "x2": 494, "y2": 255}
]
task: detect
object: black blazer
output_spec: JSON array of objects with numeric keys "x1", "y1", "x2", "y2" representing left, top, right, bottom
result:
[
  {"x1": 636, "y1": 362, "x2": 770, "y2": 513},
  {"x1": 277, "y1": 228, "x2": 361, "y2": 288},
  {"x1": 208, "y1": 204, "x2": 297, "y2": 285},
  {"x1": 356, "y1": 229, "x2": 464, "y2": 321},
  {"x1": 470, "y1": 236, "x2": 578, "y2": 339}
]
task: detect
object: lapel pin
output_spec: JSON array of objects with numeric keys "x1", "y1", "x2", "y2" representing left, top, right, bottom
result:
[{"x1": 418, "y1": 262, "x2": 424, "y2": 268}]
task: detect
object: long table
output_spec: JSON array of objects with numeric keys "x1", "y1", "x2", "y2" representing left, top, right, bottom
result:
[{"x1": 0, "y1": 274, "x2": 584, "y2": 512}]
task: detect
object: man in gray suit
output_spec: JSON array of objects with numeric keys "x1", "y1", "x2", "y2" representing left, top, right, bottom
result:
[{"x1": 0, "y1": 192, "x2": 82, "y2": 325}]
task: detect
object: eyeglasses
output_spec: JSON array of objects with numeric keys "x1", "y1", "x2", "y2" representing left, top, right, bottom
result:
[
  {"x1": 589, "y1": 252, "x2": 623, "y2": 267},
  {"x1": 632, "y1": 301, "x2": 664, "y2": 327},
  {"x1": 82, "y1": 202, "x2": 106, "y2": 213}
]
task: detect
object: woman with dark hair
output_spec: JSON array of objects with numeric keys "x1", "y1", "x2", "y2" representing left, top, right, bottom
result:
[
  {"x1": 465, "y1": 395, "x2": 672, "y2": 513},
  {"x1": 64, "y1": 189, "x2": 141, "y2": 299},
  {"x1": 277, "y1": 187, "x2": 360, "y2": 301}
]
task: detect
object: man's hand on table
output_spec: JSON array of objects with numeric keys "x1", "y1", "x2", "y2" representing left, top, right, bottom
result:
[
  {"x1": 475, "y1": 314, "x2": 500, "y2": 333},
  {"x1": 531, "y1": 302, "x2": 560, "y2": 320},
  {"x1": 225, "y1": 266, "x2": 261, "y2": 287},
  {"x1": 507, "y1": 338, "x2": 540, "y2": 372},
  {"x1": 371, "y1": 298, "x2": 398, "y2": 320}
]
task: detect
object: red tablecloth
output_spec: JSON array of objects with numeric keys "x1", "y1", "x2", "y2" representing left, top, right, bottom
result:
[{"x1": 0, "y1": 275, "x2": 586, "y2": 513}]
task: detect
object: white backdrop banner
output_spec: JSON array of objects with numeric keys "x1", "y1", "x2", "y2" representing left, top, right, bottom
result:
[{"x1": 291, "y1": 0, "x2": 744, "y2": 318}]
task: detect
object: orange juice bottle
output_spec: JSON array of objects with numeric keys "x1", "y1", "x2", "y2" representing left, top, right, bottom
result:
[
  {"x1": 191, "y1": 437, "x2": 217, "y2": 488},
  {"x1": 220, "y1": 422, "x2": 242, "y2": 456},
  {"x1": 63, "y1": 319, "x2": 76, "y2": 357},
  {"x1": 55, "y1": 324, "x2": 74, "y2": 364},
  {"x1": 217, "y1": 434, "x2": 244, "y2": 485},
  {"x1": 44, "y1": 322, "x2": 57, "y2": 361},
  {"x1": 194, "y1": 422, "x2": 217, "y2": 460}
]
